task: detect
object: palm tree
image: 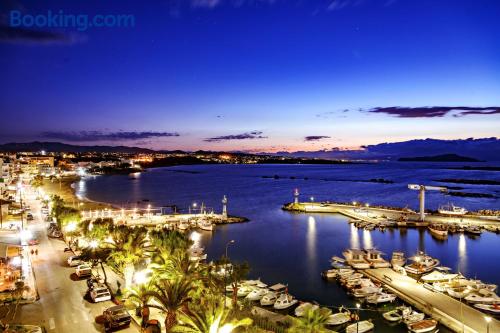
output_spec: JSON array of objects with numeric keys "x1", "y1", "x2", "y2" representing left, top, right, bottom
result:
[
  {"x1": 172, "y1": 300, "x2": 252, "y2": 333},
  {"x1": 287, "y1": 307, "x2": 333, "y2": 333},
  {"x1": 125, "y1": 281, "x2": 155, "y2": 327},
  {"x1": 227, "y1": 262, "x2": 249, "y2": 307},
  {"x1": 145, "y1": 277, "x2": 194, "y2": 332}
]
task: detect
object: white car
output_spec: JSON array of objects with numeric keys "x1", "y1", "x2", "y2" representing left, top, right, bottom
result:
[
  {"x1": 76, "y1": 264, "x2": 92, "y2": 278},
  {"x1": 67, "y1": 256, "x2": 84, "y2": 267},
  {"x1": 90, "y1": 285, "x2": 111, "y2": 303}
]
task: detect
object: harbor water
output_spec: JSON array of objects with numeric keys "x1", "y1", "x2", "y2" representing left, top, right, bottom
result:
[{"x1": 76, "y1": 163, "x2": 500, "y2": 332}]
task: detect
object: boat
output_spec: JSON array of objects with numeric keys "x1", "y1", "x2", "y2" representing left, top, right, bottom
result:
[
  {"x1": 428, "y1": 224, "x2": 448, "y2": 238},
  {"x1": 407, "y1": 319, "x2": 438, "y2": 333},
  {"x1": 382, "y1": 306, "x2": 412, "y2": 322},
  {"x1": 339, "y1": 272, "x2": 364, "y2": 283},
  {"x1": 197, "y1": 219, "x2": 213, "y2": 231},
  {"x1": 245, "y1": 288, "x2": 268, "y2": 301},
  {"x1": 188, "y1": 247, "x2": 207, "y2": 261},
  {"x1": 260, "y1": 291, "x2": 277, "y2": 306},
  {"x1": 225, "y1": 283, "x2": 241, "y2": 292},
  {"x1": 322, "y1": 269, "x2": 339, "y2": 279},
  {"x1": 178, "y1": 221, "x2": 190, "y2": 230},
  {"x1": 405, "y1": 252, "x2": 440, "y2": 275},
  {"x1": 294, "y1": 302, "x2": 319, "y2": 317},
  {"x1": 343, "y1": 249, "x2": 371, "y2": 269},
  {"x1": 438, "y1": 203, "x2": 467, "y2": 216},
  {"x1": 447, "y1": 286, "x2": 473, "y2": 299},
  {"x1": 345, "y1": 320, "x2": 374, "y2": 333},
  {"x1": 403, "y1": 311, "x2": 425, "y2": 325},
  {"x1": 474, "y1": 303, "x2": 500, "y2": 314},
  {"x1": 244, "y1": 279, "x2": 267, "y2": 288},
  {"x1": 273, "y1": 293, "x2": 298, "y2": 310},
  {"x1": 326, "y1": 307, "x2": 351, "y2": 326},
  {"x1": 352, "y1": 286, "x2": 382, "y2": 298},
  {"x1": 421, "y1": 270, "x2": 458, "y2": 283},
  {"x1": 237, "y1": 285, "x2": 254, "y2": 297},
  {"x1": 364, "y1": 249, "x2": 391, "y2": 268},
  {"x1": 464, "y1": 292, "x2": 500, "y2": 304},
  {"x1": 391, "y1": 251, "x2": 406, "y2": 267},
  {"x1": 465, "y1": 225, "x2": 482, "y2": 236},
  {"x1": 336, "y1": 268, "x2": 356, "y2": 278},
  {"x1": 366, "y1": 292, "x2": 397, "y2": 304}
]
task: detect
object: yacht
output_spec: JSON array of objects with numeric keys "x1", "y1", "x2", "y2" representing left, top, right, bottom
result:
[
  {"x1": 345, "y1": 320, "x2": 374, "y2": 333},
  {"x1": 421, "y1": 270, "x2": 459, "y2": 283},
  {"x1": 273, "y1": 293, "x2": 298, "y2": 310},
  {"x1": 343, "y1": 249, "x2": 371, "y2": 269},
  {"x1": 326, "y1": 307, "x2": 351, "y2": 326},
  {"x1": 197, "y1": 219, "x2": 213, "y2": 231},
  {"x1": 178, "y1": 220, "x2": 190, "y2": 230},
  {"x1": 438, "y1": 203, "x2": 467, "y2": 216},
  {"x1": 474, "y1": 303, "x2": 500, "y2": 314},
  {"x1": 428, "y1": 224, "x2": 448, "y2": 238},
  {"x1": 366, "y1": 292, "x2": 397, "y2": 304},
  {"x1": 391, "y1": 251, "x2": 406, "y2": 267},
  {"x1": 260, "y1": 291, "x2": 278, "y2": 306},
  {"x1": 407, "y1": 319, "x2": 438, "y2": 333},
  {"x1": 405, "y1": 252, "x2": 440, "y2": 275},
  {"x1": 364, "y1": 249, "x2": 391, "y2": 268},
  {"x1": 244, "y1": 279, "x2": 267, "y2": 288},
  {"x1": 322, "y1": 269, "x2": 339, "y2": 279},
  {"x1": 294, "y1": 302, "x2": 319, "y2": 317},
  {"x1": 382, "y1": 306, "x2": 412, "y2": 322},
  {"x1": 245, "y1": 288, "x2": 268, "y2": 301},
  {"x1": 447, "y1": 286, "x2": 473, "y2": 299},
  {"x1": 236, "y1": 285, "x2": 254, "y2": 297},
  {"x1": 352, "y1": 286, "x2": 382, "y2": 298},
  {"x1": 464, "y1": 292, "x2": 500, "y2": 304}
]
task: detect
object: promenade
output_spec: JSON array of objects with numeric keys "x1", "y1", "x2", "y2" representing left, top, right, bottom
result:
[{"x1": 364, "y1": 268, "x2": 499, "y2": 333}]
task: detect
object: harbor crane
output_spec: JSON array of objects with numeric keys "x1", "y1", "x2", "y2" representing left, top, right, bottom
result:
[{"x1": 408, "y1": 184, "x2": 447, "y2": 221}]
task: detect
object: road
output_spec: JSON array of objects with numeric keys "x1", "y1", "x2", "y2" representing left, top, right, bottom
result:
[
  {"x1": 12, "y1": 189, "x2": 139, "y2": 333},
  {"x1": 365, "y1": 268, "x2": 499, "y2": 333}
]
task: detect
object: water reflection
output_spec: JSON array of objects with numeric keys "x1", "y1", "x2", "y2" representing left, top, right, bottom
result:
[
  {"x1": 363, "y1": 229, "x2": 373, "y2": 249},
  {"x1": 306, "y1": 216, "x2": 317, "y2": 264},
  {"x1": 190, "y1": 230, "x2": 202, "y2": 249},
  {"x1": 350, "y1": 224, "x2": 359, "y2": 249},
  {"x1": 457, "y1": 234, "x2": 467, "y2": 274}
]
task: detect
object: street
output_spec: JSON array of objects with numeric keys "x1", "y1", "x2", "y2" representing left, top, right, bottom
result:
[{"x1": 12, "y1": 191, "x2": 139, "y2": 333}]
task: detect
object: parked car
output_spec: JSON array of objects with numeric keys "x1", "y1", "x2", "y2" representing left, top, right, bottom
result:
[
  {"x1": 67, "y1": 255, "x2": 84, "y2": 267},
  {"x1": 102, "y1": 305, "x2": 131, "y2": 332},
  {"x1": 75, "y1": 264, "x2": 92, "y2": 278},
  {"x1": 90, "y1": 284, "x2": 111, "y2": 303}
]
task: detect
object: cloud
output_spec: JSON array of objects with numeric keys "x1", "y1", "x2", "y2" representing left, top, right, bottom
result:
[
  {"x1": 366, "y1": 106, "x2": 500, "y2": 118},
  {"x1": 204, "y1": 130, "x2": 267, "y2": 142},
  {"x1": 0, "y1": 26, "x2": 82, "y2": 44},
  {"x1": 305, "y1": 135, "x2": 331, "y2": 142},
  {"x1": 41, "y1": 130, "x2": 180, "y2": 142}
]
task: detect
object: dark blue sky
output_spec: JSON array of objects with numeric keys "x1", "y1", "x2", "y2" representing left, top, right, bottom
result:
[{"x1": 1, "y1": 0, "x2": 499, "y2": 151}]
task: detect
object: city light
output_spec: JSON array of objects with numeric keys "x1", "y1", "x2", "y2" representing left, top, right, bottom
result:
[
  {"x1": 133, "y1": 270, "x2": 150, "y2": 285},
  {"x1": 65, "y1": 221, "x2": 77, "y2": 232},
  {"x1": 20, "y1": 229, "x2": 32, "y2": 241},
  {"x1": 217, "y1": 323, "x2": 235, "y2": 333},
  {"x1": 89, "y1": 240, "x2": 99, "y2": 249}
]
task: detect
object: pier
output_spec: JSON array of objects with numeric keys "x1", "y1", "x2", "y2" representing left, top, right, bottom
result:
[{"x1": 363, "y1": 268, "x2": 499, "y2": 333}]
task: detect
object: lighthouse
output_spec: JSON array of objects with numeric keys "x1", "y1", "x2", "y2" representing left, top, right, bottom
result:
[
  {"x1": 294, "y1": 188, "x2": 299, "y2": 204},
  {"x1": 222, "y1": 195, "x2": 228, "y2": 218}
]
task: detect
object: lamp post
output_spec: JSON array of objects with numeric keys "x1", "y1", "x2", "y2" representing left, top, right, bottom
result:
[
  {"x1": 356, "y1": 303, "x2": 360, "y2": 333},
  {"x1": 223, "y1": 239, "x2": 235, "y2": 309},
  {"x1": 485, "y1": 316, "x2": 491, "y2": 333}
]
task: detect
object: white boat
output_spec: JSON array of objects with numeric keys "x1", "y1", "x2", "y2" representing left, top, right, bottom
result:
[
  {"x1": 421, "y1": 270, "x2": 458, "y2": 283},
  {"x1": 178, "y1": 221, "x2": 190, "y2": 230},
  {"x1": 352, "y1": 286, "x2": 382, "y2": 298},
  {"x1": 197, "y1": 219, "x2": 213, "y2": 231},
  {"x1": 345, "y1": 278, "x2": 374, "y2": 290},
  {"x1": 273, "y1": 293, "x2": 298, "y2": 310},
  {"x1": 322, "y1": 269, "x2": 339, "y2": 279},
  {"x1": 428, "y1": 224, "x2": 448, "y2": 238},
  {"x1": 336, "y1": 268, "x2": 356, "y2": 278},
  {"x1": 366, "y1": 292, "x2": 397, "y2": 304},
  {"x1": 346, "y1": 320, "x2": 374, "y2": 333},
  {"x1": 407, "y1": 319, "x2": 438, "y2": 333},
  {"x1": 464, "y1": 292, "x2": 500, "y2": 304},
  {"x1": 382, "y1": 306, "x2": 412, "y2": 322},
  {"x1": 294, "y1": 302, "x2": 319, "y2": 317},
  {"x1": 474, "y1": 303, "x2": 500, "y2": 314},
  {"x1": 438, "y1": 203, "x2": 467, "y2": 216},
  {"x1": 245, "y1": 288, "x2": 268, "y2": 301},
  {"x1": 243, "y1": 279, "x2": 267, "y2": 288},
  {"x1": 340, "y1": 272, "x2": 364, "y2": 283},
  {"x1": 447, "y1": 286, "x2": 473, "y2": 299},
  {"x1": 260, "y1": 291, "x2": 277, "y2": 306},
  {"x1": 403, "y1": 311, "x2": 425, "y2": 325},
  {"x1": 364, "y1": 249, "x2": 391, "y2": 268},
  {"x1": 405, "y1": 252, "x2": 440, "y2": 275},
  {"x1": 465, "y1": 225, "x2": 482, "y2": 235},
  {"x1": 326, "y1": 309, "x2": 351, "y2": 326},
  {"x1": 225, "y1": 283, "x2": 241, "y2": 292},
  {"x1": 391, "y1": 251, "x2": 406, "y2": 267},
  {"x1": 237, "y1": 285, "x2": 254, "y2": 297},
  {"x1": 343, "y1": 249, "x2": 371, "y2": 269}
]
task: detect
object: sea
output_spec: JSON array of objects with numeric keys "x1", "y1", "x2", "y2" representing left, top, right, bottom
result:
[{"x1": 75, "y1": 162, "x2": 500, "y2": 332}]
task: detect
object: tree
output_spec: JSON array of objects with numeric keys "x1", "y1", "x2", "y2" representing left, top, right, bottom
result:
[
  {"x1": 172, "y1": 300, "x2": 252, "y2": 333},
  {"x1": 227, "y1": 261, "x2": 249, "y2": 307},
  {"x1": 287, "y1": 307, "x2": 333, "y2": 333},
  {"x1": 80, "y1": 246, "x2": 112, "y2": 284},
  {"x1": 30, "y1": 175, "x2": 43, "y2": 188},
  {"x1": 145, "y1": 277, "x2": 194, "y2": 332},
  {"x1": 125, "y1": 281, "x2": 155, "y2": 327}
]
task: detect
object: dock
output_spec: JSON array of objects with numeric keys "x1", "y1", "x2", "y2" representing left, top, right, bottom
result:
[{"x1": 363, "y1": 268, "x2": 499, "y2": 333}]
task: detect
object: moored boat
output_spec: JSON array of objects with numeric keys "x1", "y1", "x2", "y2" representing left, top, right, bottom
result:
[
  {"x1": 326, "y1": 308, "x2": 351, "y2": 326},
  {"x1": 245, "y1": 288, "x2": 268, "y2": 301},
  {"x1": 407, "y1": 319, "x2": 438, "y2": 333},
  {"x1": 365, "y1": 292, "x2": 397, "y2": 304},
  {"x1": 428, "y1": 224, "x2": 448, "y2": 238},
  {"x1": 343, "y1": 249, "x2": 371, "y2": 269},
  {"x1": 438, "y1": 203, "x2": 467, "y2": 216},
  {"x1": 345, "y1": 320, "x2": 374, "y2": 333},
  {"x1": 403, "y1": 311, "x2": 425, "y2": 325},
  {"x1": 474, "y1": 303, "x2": 500, "y2": 314},
  {"x1": 391, "y1": 251, "x2": 406, "y2": 267},
  {"x1": 197, "y1": 219, "x2": 213, "y2": 231},
  {"x1": 364, "y1": 249, "x2": 391, "y2": 268},
  {"x1": 273, "y1": 293, "x2": 298, "y2": 310},
  {"x1": 260, "y1": 291, "x2": 277, "y2": 306},
  {"x1": 382, "y1": 306, "x2": 412, "y2": 322},
  {"x1": 294, "y1": 302, "x2": 318, "y2": 317},
  {"x1": 405, "y1": 252, "x2": 440, "y2": 275}
]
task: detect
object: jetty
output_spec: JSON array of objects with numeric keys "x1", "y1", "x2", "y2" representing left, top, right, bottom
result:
[{"x1": 363, "y1": 268, "x2": 499, "y2": 333}]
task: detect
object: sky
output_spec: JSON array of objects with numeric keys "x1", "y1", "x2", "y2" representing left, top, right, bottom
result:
[{"x1": 1, "y1": 0, "x2": 500, "y2": 152}]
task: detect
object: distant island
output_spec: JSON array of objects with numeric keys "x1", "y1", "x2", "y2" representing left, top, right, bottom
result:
[{"x1": 398, "y1": 154, "x2": 481, "y2": 162}]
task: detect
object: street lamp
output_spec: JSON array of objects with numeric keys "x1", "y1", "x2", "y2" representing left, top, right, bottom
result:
[
  {"x1": 223, "y1": 239, "x2": 235, "y2": 309},
  {"x1": 485, "y1": 316, "x2": 491, "y2": 333},
  {"x1": 352, "y1": 201, "x2": 357, "y2": 206}
]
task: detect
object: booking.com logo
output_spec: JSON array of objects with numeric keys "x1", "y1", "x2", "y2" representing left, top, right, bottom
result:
[{"x1": 10, "y1": 10, "x2": 135, "y2": 31}]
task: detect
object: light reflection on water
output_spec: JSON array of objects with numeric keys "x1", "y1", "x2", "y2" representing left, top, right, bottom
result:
[
  {"x1": 362, "y1": 229, "x2": 373, "y2": 249},
  {"x1": 458, "y1": 233, "x2": 467, "y2": 275},
  {"x1": 350, "y1": 224, "x2": 359, "y2": 249}
]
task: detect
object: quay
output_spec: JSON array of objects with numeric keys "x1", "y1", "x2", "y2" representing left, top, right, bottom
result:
[
  {"x1": 283, "y1": 201, "x2": 500, "y2": 227},
  {"x1": 363, "y1": 268, "x2": 499, "y2": 333}
]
